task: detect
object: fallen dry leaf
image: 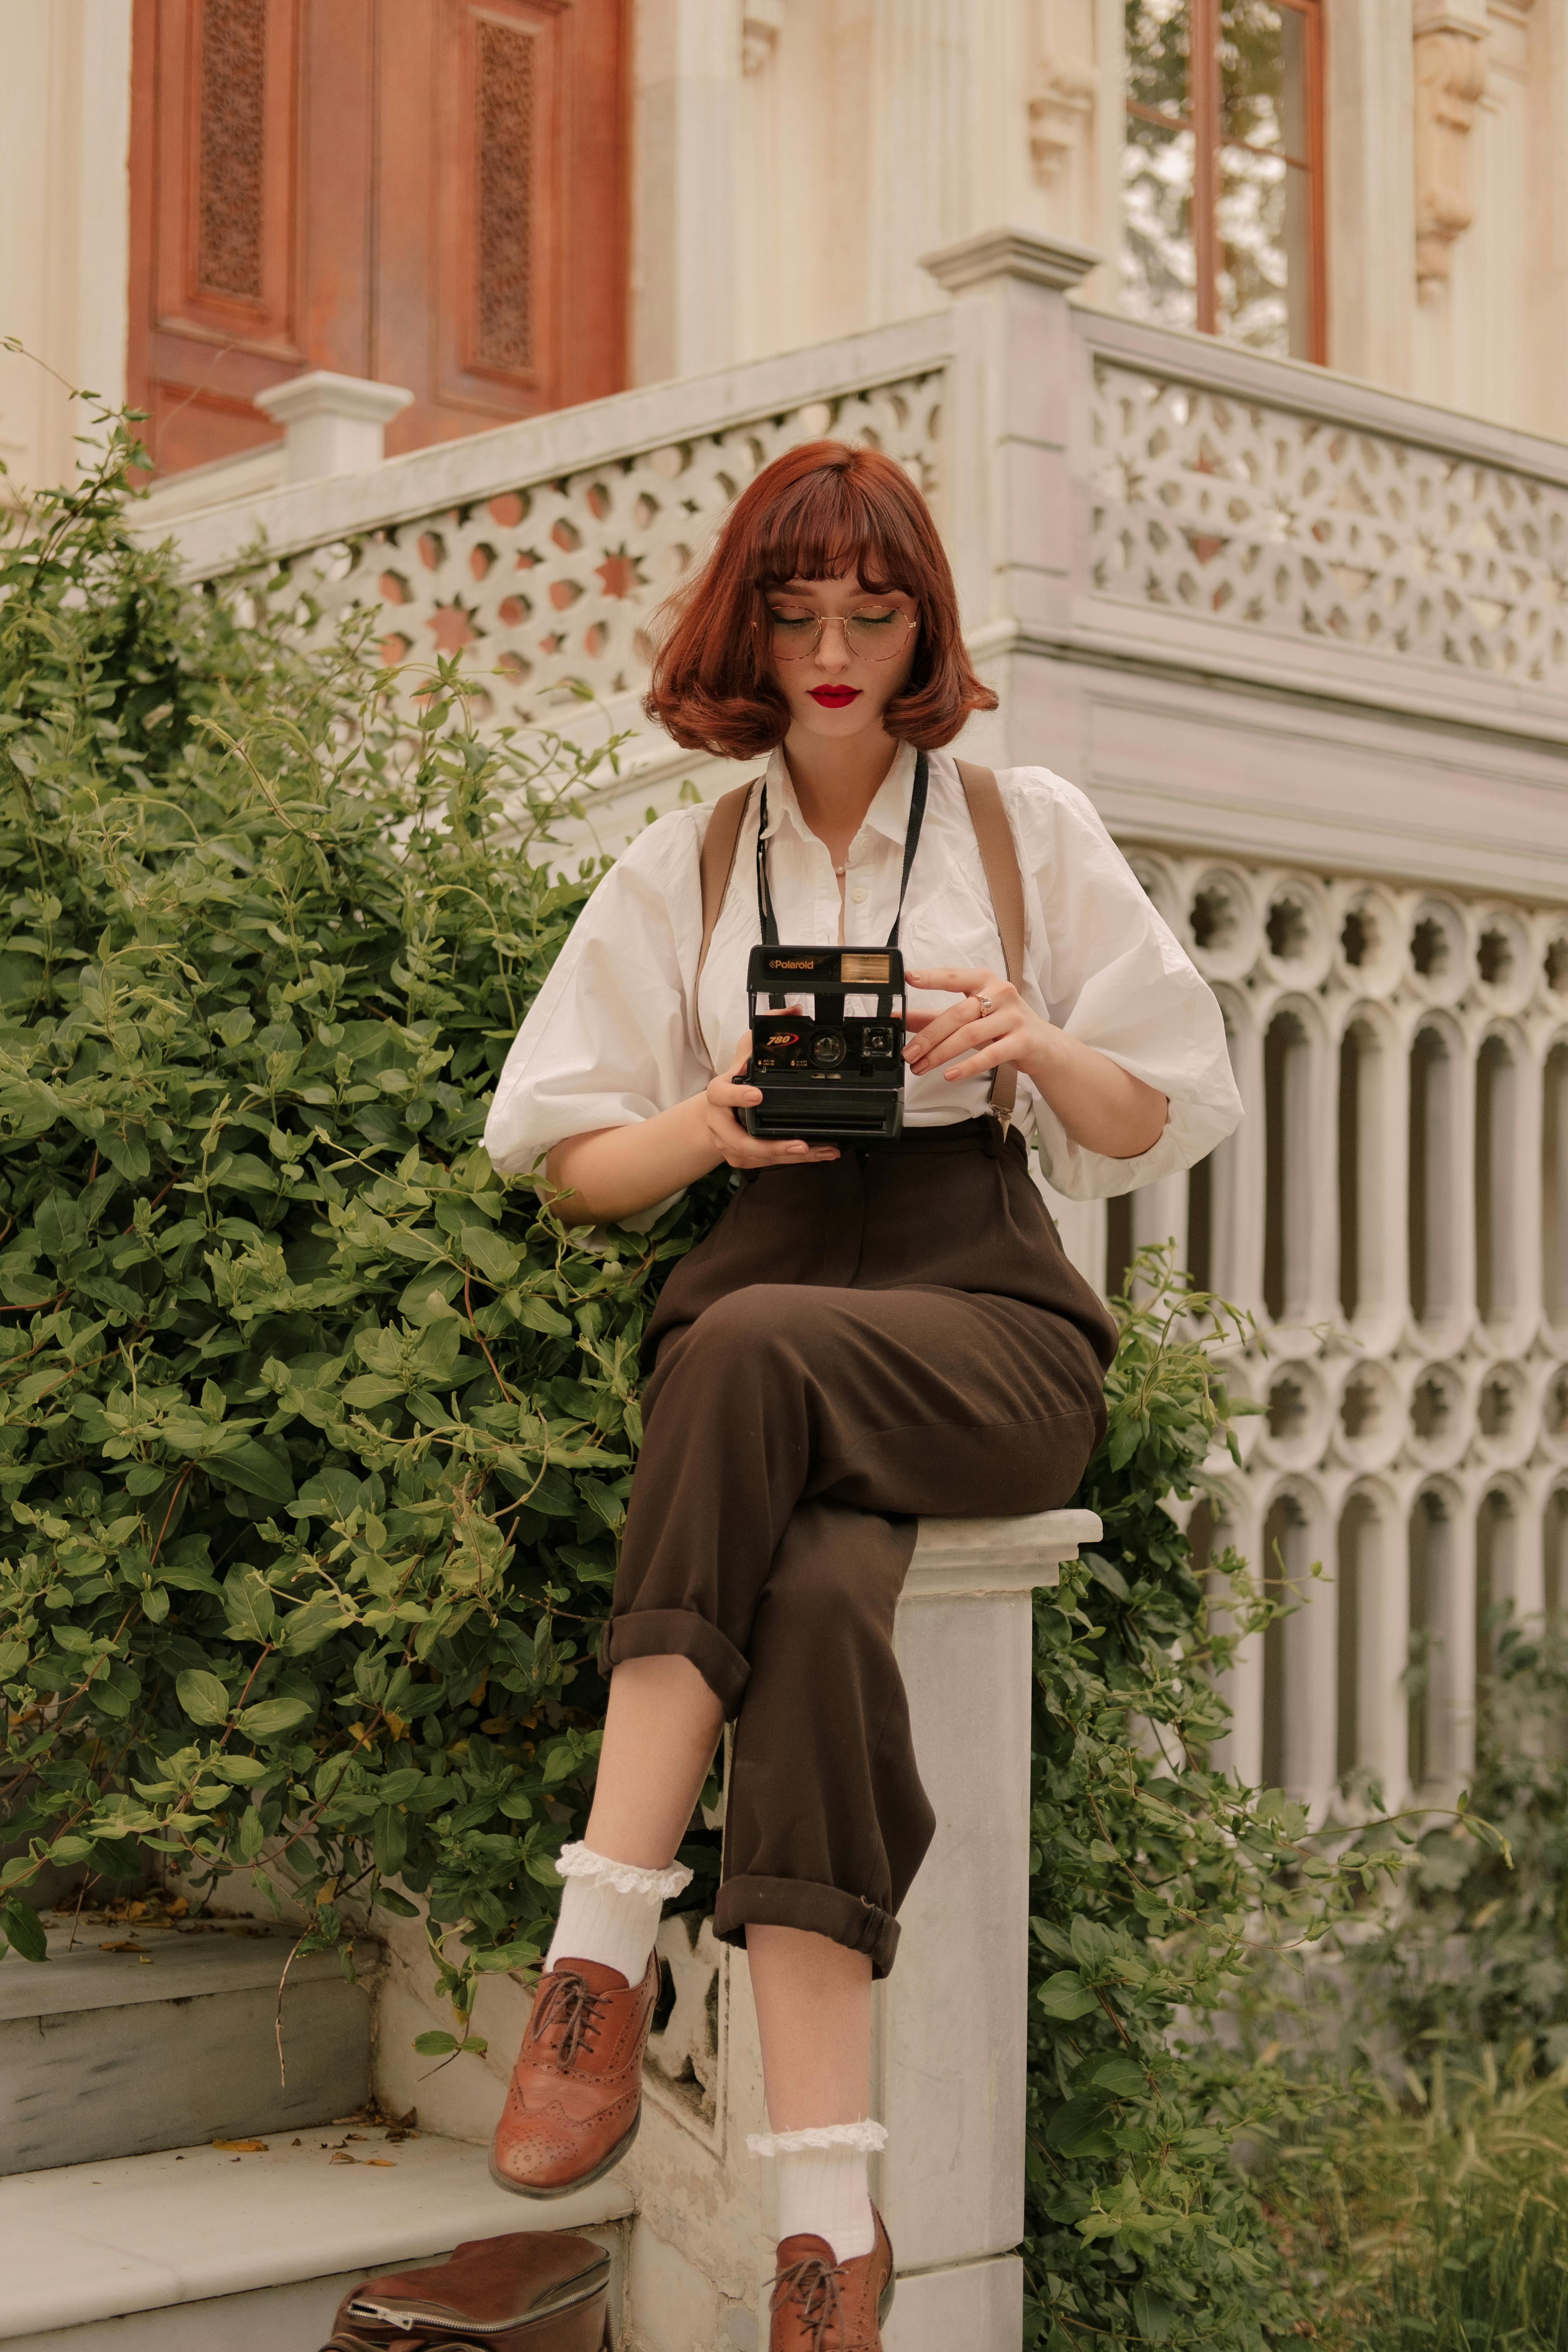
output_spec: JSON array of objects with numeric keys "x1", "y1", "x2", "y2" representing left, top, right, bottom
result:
[
  {"x1": 330, "y1": 2152, "x2": 358, "y2": 2166},
  {"x1": 365, "y1": 2158, "x2": 396, "y2": 2168},
  {"x1": 211, "y1": 2138, "x2": 268, "y2": 2153},
  {"x1": 99, "y1": 1940, "x2": 146, "y2": 1954}
]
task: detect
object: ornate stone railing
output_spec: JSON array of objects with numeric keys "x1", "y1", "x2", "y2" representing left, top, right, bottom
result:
[
  {"x1": 1043, "y1": 849, "x2": 1568, "y2": 1828},
  {"x1": 1073, "y1": 309, "x2": 1568, "y2": 746},
  {"x1": 141, "y1": 229, "x2": 1568, "y2": 872}
]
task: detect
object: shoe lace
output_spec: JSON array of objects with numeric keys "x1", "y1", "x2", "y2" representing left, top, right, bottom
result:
[
  {"x1": 770, "y1": 2253, "x2": 848, "y2": 2350},
  {"x1": 528, "y1": 1968, "x2": 609, "y2": 2066}
]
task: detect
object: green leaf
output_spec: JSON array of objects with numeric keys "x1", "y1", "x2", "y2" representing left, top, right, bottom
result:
[
  {"x1": 1091, "y1": 2056, "x2": 1148, "y2": 2097},
  {"x1": 516, "y1": 1296, "x2": 572, "y2": 1338},
  {"x1": 413, "y1": 2029, "x2": 459, "y2": 2056},
  {"x1": 1131, "y1": 2287, "x2": 1174, "y2": 2343},
  {"x1": 342, "y1": 1374, "x2": 407, "y2": 1407},
  {"x1": 206, "y1": 1438, "x2": 296, "y2": 1506},
  {"x1": 1, "y1": 1897, "x2": 48, "y2": 1963},
  {"x1": 1037, "y1": 1971, "x2": 1100, "y2": 2020},
  {"x1": 461, "y1": 1226, "x2": 520, "y2": 1286},
  {"x1": 236, "y1": 1695, "x2": 313, "y2": 1740},
  {"x1": 1044, "y1": 2094, "x2": 1117, "y2": 2154},
  {"x1": 176, "y1": 1668, "x2": 232, "y2": 1727},
  {"x1": 372, "y1": 1803, "x2": 407, "y2": 1877},
  {"x1": 223, "y1": 1571, "x2": 279, "y2": 1645},
  {"x1": 1083, "y1": 1551, "x2": 1131, "y2": 1601}
]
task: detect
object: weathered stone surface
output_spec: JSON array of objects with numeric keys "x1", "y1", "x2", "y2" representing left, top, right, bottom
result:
[{"x1": 1, "y1": 1923, "x2": 371, "y2": 2175}]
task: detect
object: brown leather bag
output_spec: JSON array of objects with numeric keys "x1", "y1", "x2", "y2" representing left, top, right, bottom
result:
[{"x1": 318, "y1": 2232, "x2": 614, "y2": 2352}]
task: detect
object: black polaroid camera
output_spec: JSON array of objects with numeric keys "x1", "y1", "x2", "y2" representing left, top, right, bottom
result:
[{"x1": 742, "y1": 945, "x2": 907, "y2": 1141}]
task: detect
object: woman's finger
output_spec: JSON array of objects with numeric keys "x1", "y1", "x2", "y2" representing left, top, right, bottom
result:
[
  {"x1": 906, "y1": 1013, "x2": 1013, "y2": 1073},
  {"x1": 905, "y1": 968, "x2": 1003, "y2": 997}
]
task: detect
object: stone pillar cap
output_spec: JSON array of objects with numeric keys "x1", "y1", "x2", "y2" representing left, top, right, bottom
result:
[
  {"x1": 254, "y1": 370, "x2": 415, "y2": 428},
  {"x1": 919, "y1": 225, "x2": 1104, "y2": 295},
  {"x1": 903, "y1": 1507, "x2": 1102, "y2": 1599}
]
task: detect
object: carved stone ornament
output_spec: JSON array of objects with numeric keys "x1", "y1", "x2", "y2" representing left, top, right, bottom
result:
[
  {"x1": 743, "y1": 2, "x2": 783, "y2": 76},
  {"x1": 1029, "y1": 53, "x2": 1099, "y2": 187},
  {"x1": 1412, "y1": 5, "x2": 1490, "y2": 289}
]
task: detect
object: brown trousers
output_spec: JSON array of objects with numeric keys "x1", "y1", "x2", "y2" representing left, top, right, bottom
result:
[{"x1": 602, "y1": 1119, "x2": 1117, "y2": 1977}]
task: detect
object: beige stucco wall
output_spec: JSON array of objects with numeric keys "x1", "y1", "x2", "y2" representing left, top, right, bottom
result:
[
  {"x1": 0, "y1": 0, "x2": 131, "y2": 503},
  {"x1": 633, "y1": 0, "x2": 1568, "y2": 443},
  {"x1": 0, "y1": 2, "x2": 1564, "y2": 486}
]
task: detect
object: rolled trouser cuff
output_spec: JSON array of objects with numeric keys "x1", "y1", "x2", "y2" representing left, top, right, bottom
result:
[
  {"x1": 600, "y1": 1608, "x2": 751, "y2": 1718},
  {"x1": 713, "y1": 1872, "x2": 901, "y2": 1980}
]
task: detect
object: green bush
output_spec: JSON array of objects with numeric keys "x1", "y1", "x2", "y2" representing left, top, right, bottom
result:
[
  {"x1": 0, "y1": 420, "x2": 721, "y2": 2041},
  {"x1": 0, "y1": 426, "x2": 1468, "y2": 2346}
]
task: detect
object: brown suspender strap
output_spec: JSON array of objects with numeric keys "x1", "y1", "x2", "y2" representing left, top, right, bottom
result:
[
  {"x1": 954, "y1": 759, "x2": 1027, "y2": 1138},
  {"x1": 694, "y1": 780, "x2": 762, "y2": 1067}
]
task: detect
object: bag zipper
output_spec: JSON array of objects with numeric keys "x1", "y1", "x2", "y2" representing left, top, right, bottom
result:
[{"x1": 344, "y1": 2267, "x2": 607, "y2": 2335}]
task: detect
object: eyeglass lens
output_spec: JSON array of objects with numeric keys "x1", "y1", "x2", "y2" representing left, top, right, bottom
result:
[{"x1": 767, "y1": 609, "x2": 914, "y2": 662}]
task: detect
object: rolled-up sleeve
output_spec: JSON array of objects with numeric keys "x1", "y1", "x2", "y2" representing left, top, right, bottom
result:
[
  {"x1": 1013, "y1": 774, "x2": 1243, "y2": 1200},
  {"x1": 483, "y1": 813, "x2": 706, "y2": 1179}
]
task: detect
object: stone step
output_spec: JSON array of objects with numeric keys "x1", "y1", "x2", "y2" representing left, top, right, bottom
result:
[
  {"x1": 0, "y1": 2125, "x2": 632, "y2": 2349},
  {"x1": 1, "y1": 1918, "x2": 371, "y2": 2175}
]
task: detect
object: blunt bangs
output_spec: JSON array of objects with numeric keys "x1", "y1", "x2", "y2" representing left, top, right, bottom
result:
[
  {"x1": 643, "y1": 441, "x2": 998, "y2": 761},
  {"x1": 749, "y1": 466, "x2": 921, "y2": 598}
]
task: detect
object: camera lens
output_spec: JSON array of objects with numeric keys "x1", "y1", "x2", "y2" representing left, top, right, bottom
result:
[{"x1": 810, "y1": 1032, "x2": 847, "y2": 1068}]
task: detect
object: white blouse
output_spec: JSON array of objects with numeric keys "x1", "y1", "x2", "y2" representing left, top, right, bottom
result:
[{"x1": 485, "y1": 742, "x2": 1242, "y2": 1201}]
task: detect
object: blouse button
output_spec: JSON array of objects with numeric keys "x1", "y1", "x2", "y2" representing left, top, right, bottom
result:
[{"x1": 851, "y1": 887, "x2": 868, "y2": 905}]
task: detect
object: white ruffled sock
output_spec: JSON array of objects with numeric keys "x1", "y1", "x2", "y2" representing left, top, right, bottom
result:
[
  {"x1": 545, "y1": 1841, "x2": 693, "y2": 1988},
  {"x1": 748, "y1": 2120, "x2": 887, "y2": 2263}
]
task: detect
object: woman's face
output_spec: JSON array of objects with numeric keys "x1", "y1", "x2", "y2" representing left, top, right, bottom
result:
[{"x1": 762, "y1": 568, "x2": 920, "y2": 748}]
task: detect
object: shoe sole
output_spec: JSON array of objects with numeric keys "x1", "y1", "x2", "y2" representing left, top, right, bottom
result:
[{"x1": 487, "y1": 2104, "x2": 641, "y2": 2201}]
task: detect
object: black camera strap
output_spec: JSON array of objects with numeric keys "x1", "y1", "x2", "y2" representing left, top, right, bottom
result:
[{"x1": 754, "y1": 750, "x2": 929, "y2": 1009}]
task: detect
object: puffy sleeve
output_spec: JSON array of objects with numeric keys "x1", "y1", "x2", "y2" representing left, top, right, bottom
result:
[
  {"x1": 1011, "y1": 772, "x2": 1243, "y2": 1201},
  {"x1": 483, "y1": 811, "x2": 706, "y2": 1180}
]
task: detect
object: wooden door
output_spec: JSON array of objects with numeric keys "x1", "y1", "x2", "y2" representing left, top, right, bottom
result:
[{"x1": 128, "y1": 0, "x2": 629, "y2": 478}]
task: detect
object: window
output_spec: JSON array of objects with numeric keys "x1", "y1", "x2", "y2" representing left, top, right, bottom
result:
[{"x1": 1122, "y1": 0, "x2": 1325, "y2": 362}]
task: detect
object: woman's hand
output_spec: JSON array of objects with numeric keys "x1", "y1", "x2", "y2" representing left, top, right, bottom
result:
[
  {"x1": 903, "y1": 967, "x2": 1051, "y2": 1088},
  {"x1": 903, "y1": 966, "x2": 1169, "y2": 1161},
  {"x1": 703, "y1": 1038, "x2": 841, "y2": 1171}
]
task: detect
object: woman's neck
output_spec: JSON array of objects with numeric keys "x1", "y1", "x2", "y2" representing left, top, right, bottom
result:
[{"x1": 780, "y1": 728, "x2": 902, "y2": 866}]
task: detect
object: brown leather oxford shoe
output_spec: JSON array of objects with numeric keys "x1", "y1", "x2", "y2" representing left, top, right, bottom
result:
[
  {"x1": 489, "y1": 1952, "x2": 659, "y2": 2198},
  {"x1": 768, "y1": 2208, "x2": 895, "y2": 2352}
]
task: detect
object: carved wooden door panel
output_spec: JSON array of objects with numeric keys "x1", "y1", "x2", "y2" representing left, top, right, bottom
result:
[{"x1": 128, "y1": 0, "x2": 628, "y2": 478}]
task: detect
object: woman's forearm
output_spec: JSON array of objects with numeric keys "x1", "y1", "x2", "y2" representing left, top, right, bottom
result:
[
  {"x1": 1021, "y1": 1028, "x2": 1168, "y2": 1160},
  {"x1": 544, "y1": 1092, "x2": 722, "y2": 1226}
]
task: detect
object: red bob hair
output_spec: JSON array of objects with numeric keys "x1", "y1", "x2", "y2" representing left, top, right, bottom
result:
[{"x1": 642, "y1": 440, "x2": 998, "y2": 759}]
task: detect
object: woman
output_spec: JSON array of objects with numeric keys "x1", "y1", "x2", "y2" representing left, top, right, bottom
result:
[{"x1": 482, "y1": 442, "x2": 1241, "y2": 2350}]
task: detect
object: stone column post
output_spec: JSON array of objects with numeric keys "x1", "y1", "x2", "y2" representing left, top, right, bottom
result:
[
  {"x1": 253, "y1": 373, "x2": 413, "y2": 483},
  {"x1": 916, "y1": 226, "x2": 1101, "y2": 769},
  {"x1": 876, "y1": 1508, "x2": 1101, "y2": 2352}
]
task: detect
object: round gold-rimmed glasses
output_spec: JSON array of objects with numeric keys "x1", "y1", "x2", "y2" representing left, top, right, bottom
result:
[{"x1": 763, "y1": 605, "x2": 918, "y2": 664}]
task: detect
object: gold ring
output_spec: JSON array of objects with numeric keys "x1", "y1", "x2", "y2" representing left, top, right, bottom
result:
[{"x1": 977, "y1": 993, "x2": 993, "y2": 1016}]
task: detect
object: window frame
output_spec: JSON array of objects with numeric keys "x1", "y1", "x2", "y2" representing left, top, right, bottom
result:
[{"x1": 1124, "y1": 0, "x2": 1328, "y2": 365}]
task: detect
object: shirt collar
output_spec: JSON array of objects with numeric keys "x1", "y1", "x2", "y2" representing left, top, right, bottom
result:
[{"x1": 760, "y1": 740, "x2": 918, "y2": 846}]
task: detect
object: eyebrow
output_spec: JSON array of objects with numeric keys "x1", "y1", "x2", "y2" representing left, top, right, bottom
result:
[{"x1": 773, "y1": 581, "x2": 911, "y2": 598}]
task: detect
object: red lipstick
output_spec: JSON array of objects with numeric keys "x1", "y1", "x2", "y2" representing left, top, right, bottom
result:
[{"x1": 808, "y1": 685, "x2": 860, "y2": 707}]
